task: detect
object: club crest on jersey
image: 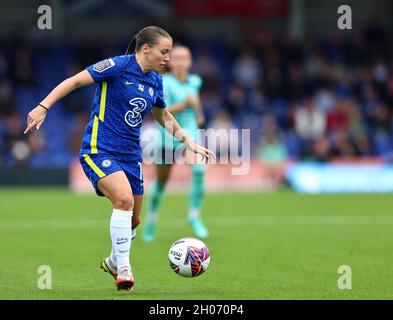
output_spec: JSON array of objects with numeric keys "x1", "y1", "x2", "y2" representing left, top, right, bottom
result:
[
  {"x1": 125, "y1": 97, "x2": 147, "y2": 127},
  {"x1": 149, "y1": 87, "x2": 154, "y2": 97},
  {"x1": 138, "y1": 84, "x2": 144, "y2": 92},
  {"x1": 93, "y1": 58, "x2": 115, "y2": 73},
  {"x1": 101, "y1": 159, "x2": 111, "y2": 168}
]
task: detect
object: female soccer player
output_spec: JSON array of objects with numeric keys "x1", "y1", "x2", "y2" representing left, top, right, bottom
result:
[
  {"x1": 143, "y1": 45, "x2": 209, "y2": 242},
  {"x1": 24, "y1": 26, "x2": 215, "y2": 292}
]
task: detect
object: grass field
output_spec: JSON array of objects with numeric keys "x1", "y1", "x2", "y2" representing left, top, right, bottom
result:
[{"x1": 0, "y1": 187, "x2": 393, "y2": 300}]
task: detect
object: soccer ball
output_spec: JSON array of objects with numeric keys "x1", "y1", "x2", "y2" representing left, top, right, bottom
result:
[{"x1": 168, "y1": 237, "x2": 210, "y2": 277}]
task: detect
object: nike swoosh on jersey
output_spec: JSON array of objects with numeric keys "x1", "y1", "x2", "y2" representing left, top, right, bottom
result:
[{"x1": 125, "y1": 81, "x2": 134, "y2": 85}]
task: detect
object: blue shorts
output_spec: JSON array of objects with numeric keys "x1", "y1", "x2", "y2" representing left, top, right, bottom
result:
[{"x1": 79, "y1": 154, "x2": 144, "y2": 196}]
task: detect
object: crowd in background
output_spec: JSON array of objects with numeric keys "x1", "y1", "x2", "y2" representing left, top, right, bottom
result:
[{"x1": 1, "y1": 17, "x2": 393, "y2": 168}]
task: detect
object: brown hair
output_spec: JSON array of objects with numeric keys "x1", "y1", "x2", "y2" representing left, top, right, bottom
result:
[{"x1": 126, "y1": 26, "x2": 172, "y2": 54}]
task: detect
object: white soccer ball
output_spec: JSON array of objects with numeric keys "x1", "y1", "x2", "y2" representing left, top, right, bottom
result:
[{"x1": 168, "y1": 237, "x2": 210, "y2": 277}]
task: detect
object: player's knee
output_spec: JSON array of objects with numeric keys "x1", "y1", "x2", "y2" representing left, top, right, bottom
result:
[{"x1": 113, "y1": 194, "x2": 134, "y2": 211}]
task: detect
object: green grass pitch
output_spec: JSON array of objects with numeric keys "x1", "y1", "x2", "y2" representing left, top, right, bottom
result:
[{"x1": 0, "y1": 187, "x2": 392, "y2": 300}]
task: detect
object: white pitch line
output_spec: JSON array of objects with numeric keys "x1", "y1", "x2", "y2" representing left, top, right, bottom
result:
[
  {"x1": 165, "y1": 215, "x2": 393, "y2": 227},
  {"x1": 1, "y1": 215, "x2": 393, "y2": 230},
  {"x1": 0, "y1": 219, "x2": 108, "y2": 230}
]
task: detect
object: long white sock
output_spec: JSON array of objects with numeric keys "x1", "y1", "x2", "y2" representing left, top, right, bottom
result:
[
  {"x1": 110, "y1": 209, "x2": 133, "y2": 272},
  {"x1": 109, "y1": 228, "x2": 136, "y2": 269}
]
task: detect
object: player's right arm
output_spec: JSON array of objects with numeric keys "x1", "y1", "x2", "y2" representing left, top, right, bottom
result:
[{"x1": 24, "y1": 70, "x2": 94, "y2": 134}]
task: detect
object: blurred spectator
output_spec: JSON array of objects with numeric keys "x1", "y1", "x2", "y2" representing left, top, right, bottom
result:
[
  {"x1": 304, "y1": 47, "x2": 328, "y2": 84},
  {"x1": 62, "y1": 63, "x2": 87, "y2": 114},
  {"x1": 68, "y1": 112, "x2": 90, "y2": 154},
  {"x1": 314, "y1": 82, "x2": 337, "y2": 113},
  {"x1": 225, "y1": 84, "x2": 246, "y2": 117},
  {"x1": 3, "y1": 112, "x2": 31, "y2": 166},
  {"x1": 331, "y1": 129, "x2": 357, "y2": 158},
  {"x1": 345, "y1": 98, "x2": 371, "y2": 155},
  {"x1": 264, "y1": 48, "x2": 284, "y2": 100},
  {"x1": 208, "y1": 111, "x2": 238, "y2": 159},
  {"x1": 327, "y1": 97, "x2": 350, "y2": 133},
  {"x1": 257, "y1": 129, "x2": 288, "y2": 186},
  {"x1": 372, "y1": 103, "x2": 391, "y2": 134},
  {"x1": 295, "y1": 96, "x2": 326, "y2": 140},
  {"x1": 353, "y1": 133, "x2": 373, "y2": 157},
  {"x1": 232, "y1": 49, "x2": 261, "y2": 89},
  {"x1": 248, "y1": 85, "x2": 267, "y2": 115},
  {"x1": 372, "y1": 56, "x2": 389, "y2": 85},
  {"x1": 0, "y1": 81, "x2": 17, "y2": 118},
  {"x1": 257, "y1": 114, "x2": 288, "y2": 164},
  {"x1": 201, "y1": 91, "x2": 221, "y2": 123},
  {"x1": 10, "y1": 48, "x2": 37, "y2": 86},
  {"x1": 1, "y1": 16, "x2": 393, "y2": 168},
  {"x1": 193, "y1": 46, "x2": 220, "y2": 86},
  {"x1": 27, "y1": 129, "x2": 46, "y2": 167},
  {"x1": 257, "y1": 130, "x2": 288, "y2": 164},
  {"x1": 308, "y1": 136, "x2": 331, "y2": 162},
  {"x1": 286, "y1": 62, "x2": 310, "y2": 101}
]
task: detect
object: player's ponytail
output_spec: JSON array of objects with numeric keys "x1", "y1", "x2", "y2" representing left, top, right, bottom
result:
[
  {"x1": 125, "y1": 26, "x2": 172, "y2": 55},
  {"x1": 126, "y1": 36, "x2": 136, "y2": 55}
]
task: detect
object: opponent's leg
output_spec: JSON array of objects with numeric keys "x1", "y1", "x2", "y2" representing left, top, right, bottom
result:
[
  {"x1": 143, "y1": 164, "x2": 172, "y2": 242},
  {"x1": 98, "y1": 171, "x2": 135, "y2": 291},
  {"x1": 188, "y1": 163, "x2": 208, "y2": 238},
  {"x1": 185, "y1": 149, "x2": 209, "y2": 238}
]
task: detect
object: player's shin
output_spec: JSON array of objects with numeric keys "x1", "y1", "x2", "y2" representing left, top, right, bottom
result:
[
  {"x1": 110, "y1": 209, "x2": 133, "y2": 272},
  {"x1": 146, "y1": 181, "x2": 166, "y2": 222},
  {"x1": 188, "y1": 166, "x2": 205, "y2": 219}
]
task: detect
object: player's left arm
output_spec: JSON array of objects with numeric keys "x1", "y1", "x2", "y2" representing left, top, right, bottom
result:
[
  {"x1": 193, "y1": 94, "x2": 205, "y2": 127},
  {"x1": 192, "y1": 75, "x2": 205, "y2": 127},
  {"x1": 151, "y1": 107, "x2": 215, "y2": 163}
]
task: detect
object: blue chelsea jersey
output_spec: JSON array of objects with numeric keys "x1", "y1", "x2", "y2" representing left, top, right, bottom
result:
[{"x1": 80, "y1": 54, "x2": 166, "y2": 161}]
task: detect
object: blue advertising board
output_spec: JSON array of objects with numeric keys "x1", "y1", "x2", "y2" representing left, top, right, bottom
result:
[{"x1": 286, "y1": 163, "x2": 393, "y2": 193}]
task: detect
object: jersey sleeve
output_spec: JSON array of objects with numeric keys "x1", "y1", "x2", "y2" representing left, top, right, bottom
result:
[
  {"x1": 154, "y1": 75, "x2": 167, "y2": 109},
  {"x1": 162, "y1": 76, "x2": 173, "y2": 106},
  {"x1": 86, "y1": 56, "x2": 127, "y2": 82},
  {"x1": 191, "y1": 74, "x2": 203, "y2": 92}
]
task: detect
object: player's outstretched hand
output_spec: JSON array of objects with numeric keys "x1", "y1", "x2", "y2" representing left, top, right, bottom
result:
[
  {"x1": 24, "y1": 106, "x2": 47, "y2": 134},
  {"x1": 185, "y1": 140, "x2": 216, "y2": 164}
]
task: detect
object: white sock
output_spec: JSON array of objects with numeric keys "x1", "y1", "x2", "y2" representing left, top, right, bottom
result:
[
  {"x1": 110, "y1": 209, "x2": 132, "y2": 272},
  {"x1": 110, "y1": 227, "x2": 137, "y2": 267},
  {"x1": 109, "y1": 248, "x2": 117, "y2": 268},
  {"x1": 188, "y1": 208, "x2": 200, "y2": 220}
]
